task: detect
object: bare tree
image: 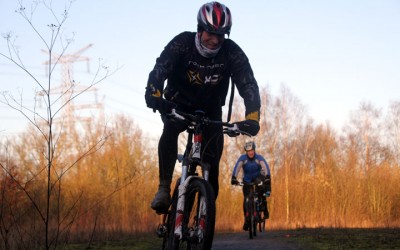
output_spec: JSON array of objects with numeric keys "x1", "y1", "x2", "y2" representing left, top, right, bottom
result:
[
  {"x1": 344, "y1": 102, "x2": 382, "y2": 174},
  {"x1": 385, "y1": 101, "x2": 400, "y2": 166},
  {"x1": 0, "y1": 1, "x2": 116, "y2": 248}
]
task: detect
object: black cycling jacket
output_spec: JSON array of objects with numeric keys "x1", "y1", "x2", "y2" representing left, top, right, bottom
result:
[{"x1": 147, "y1": 31, "x2": 261, "y2": 117}]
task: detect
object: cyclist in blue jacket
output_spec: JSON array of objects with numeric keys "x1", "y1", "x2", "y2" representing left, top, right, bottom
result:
[
  {"x1": 231, "y1": 141, "x2": 271, "y2": 230},
  {"x1": 145, "y1": 1, "x2": 262, "y2": 213}
]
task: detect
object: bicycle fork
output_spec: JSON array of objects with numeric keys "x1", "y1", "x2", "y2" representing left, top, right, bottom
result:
[
  {"x1": 174, "y1": 132, "x2": 208, "y2": 242},
  {"x1": 174, "y1": 176, "x2": 207, "y2": 242},
  {"x1": 174, "y1": 175, "x2": 192, "y2": 240}
]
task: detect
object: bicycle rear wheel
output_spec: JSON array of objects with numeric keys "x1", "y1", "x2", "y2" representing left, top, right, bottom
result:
[
  {"x1": 258, "y1": 211, "x2": 266, "y2": 232},
  {"x1": 258, "y1": 199, "x2": 267, "y2": 233},
  {"x1": 169, "y1": 178, "x2": 216, "y2": 250}
]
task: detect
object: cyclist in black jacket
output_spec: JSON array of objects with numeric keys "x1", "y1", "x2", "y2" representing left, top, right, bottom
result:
[{"x1": 145, "y1": 1, "x2": 262, "y2": 213}]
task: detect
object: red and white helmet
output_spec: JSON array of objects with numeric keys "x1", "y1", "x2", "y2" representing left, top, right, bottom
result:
[{"x1": 197, "y1": 2, "x2": 232, "y2": 35}]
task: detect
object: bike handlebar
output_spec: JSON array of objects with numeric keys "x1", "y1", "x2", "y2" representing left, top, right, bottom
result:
[
  {"x1": 235, "y1": 181, "x2": 264, "y2": 187},
  {"x1": 167, "y1": 109, "x2": 251, "y2": 137}
]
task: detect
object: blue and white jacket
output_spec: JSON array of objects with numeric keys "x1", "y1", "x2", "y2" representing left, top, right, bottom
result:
[{"x1": 232, "y1": 153, "x2": 270, "y2": 183}]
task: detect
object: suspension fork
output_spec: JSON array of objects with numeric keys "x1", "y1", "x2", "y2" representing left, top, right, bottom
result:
[
  {"x1": 174, "y1": 125, "x2": 207, "y2": 240},
  {"x1": 174, "y1": 175, "x2": 197, "y2": 239},
  {"x1": 174, "y1": 130, "x2": 194, "y2": 240}
]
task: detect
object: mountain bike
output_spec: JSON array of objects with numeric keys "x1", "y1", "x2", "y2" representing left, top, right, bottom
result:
[
  {"x1": 237, "y1": 181, "x2": 267, "y2": 239},
  {"x1": 156, "y1": 109, "x2": 248, "y2": 249}
]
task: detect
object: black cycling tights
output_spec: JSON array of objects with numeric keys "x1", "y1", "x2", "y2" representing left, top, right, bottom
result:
[{"x1": 157, "y1": 111, "x2": 224, "y2": 198}]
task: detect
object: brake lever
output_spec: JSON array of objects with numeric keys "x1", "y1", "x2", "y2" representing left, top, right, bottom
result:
[
  {"x1": 167, "y1": 109, "x2": 185, "y2": 121},
  {"x1": 224, "y1": 124, "x2": 252, "y2": 137}
]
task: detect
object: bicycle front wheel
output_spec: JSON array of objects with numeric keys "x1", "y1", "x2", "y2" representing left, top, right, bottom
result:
[
  {"x1": 170, "y1": 178, "x2": 216, "y2": 250},
  {"x1": 246, "y1": 198, "x2": 254, "y2": 239},
  {"x1": 252, "y1": 214, "x2": 257, "y2": 237},
  {"x1": 161, "y1": 178, "x2": 180, "y2": 250}
]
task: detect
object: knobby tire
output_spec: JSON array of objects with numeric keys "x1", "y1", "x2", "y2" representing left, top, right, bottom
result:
[
  {"x1": 251, "y1": 200, "x2": 257, "y2": 238},
  {"x1": 246, "y1": 197, "x2": 254, "y2": 239},
  {"x1": 257, "y1": 199, "x2": 266, "y2": 233},
  {"x1": 168, "y1": 178, "x2": 216, "y2": 250},
  {"x1": 258, "y1": 210, "x2": 266, "y2": 233},
  {"x1": 252, "y1": 213, "x2": 257, "y2": 237},
  {"x1": 161, "y1": 179, "x2": 180, "y2": 250}
]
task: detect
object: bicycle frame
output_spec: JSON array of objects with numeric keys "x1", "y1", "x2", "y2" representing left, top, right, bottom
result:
[
  {"x1": 173, "y1": 111, "x2": 210, "y2": 240},
  {"x1": 158, "y1": 109, "x2": 250, "y2": 248},
  {"x1": 240, "y1": 181, "x2": 265, "y2": 238}
]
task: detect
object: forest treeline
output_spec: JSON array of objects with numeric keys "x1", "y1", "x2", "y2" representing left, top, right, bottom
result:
[{"x1": 1, "y1": 87, "x2": 400, "y2": 247}]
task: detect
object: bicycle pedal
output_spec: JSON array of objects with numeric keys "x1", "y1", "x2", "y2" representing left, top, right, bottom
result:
[
  {"x1": 156, "y1": 224, "x2": 167, "y2": 238},
  {"x1": 188, "y1": 228, "x2": 203, "y2": 243}
]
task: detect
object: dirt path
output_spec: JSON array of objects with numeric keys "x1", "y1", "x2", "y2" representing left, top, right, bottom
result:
[{"x1": 212, "y1": 231, "x2": 300, "y2": 250}]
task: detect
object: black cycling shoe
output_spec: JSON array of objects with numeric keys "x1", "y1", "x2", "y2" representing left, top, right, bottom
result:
[
  {"x1": 264, "y1": 210, "x2": 269, "y2": 219},
  {"x1": 242, "y1": 221, "x2": 249, "y2": 231}
]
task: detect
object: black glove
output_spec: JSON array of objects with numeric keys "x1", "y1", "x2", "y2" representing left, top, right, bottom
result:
[
  {"x1": 145, "y1": 84, "x2": 176, "y2": 114},
  {"x1": 145, "y1": 94, "x2": 159, "y2": 112},
  {"x1": 145, "y1": 85, "x2": 161, "y2": 112},
  {"x1": 231, "y1": 176, "x2": 239, "y2": 185},
  {"x1": 235, "y1": 119, "x2": 260, "y2": 136},
  {"x1": 264, "y1": 175, "x2": 271, "y2": 192},
  {"x1": 255, "y1": 176, "x2": 264, "y2": 186},
  {"x1": 145, "y1": 95, "x2": 176, "y2": 114}
]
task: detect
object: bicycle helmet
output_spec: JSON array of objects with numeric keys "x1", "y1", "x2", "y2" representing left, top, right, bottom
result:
[
  {"x1": 244, "y1": 141, "x2": 256, "y2": 152},
  {"x1": 197, "y1": 2, "x2": 232, "y2": 36}
]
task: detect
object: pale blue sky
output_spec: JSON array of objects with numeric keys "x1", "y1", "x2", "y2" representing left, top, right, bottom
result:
[{"x1": 1, "y1": 0, "x2": 399, "y2": 137}]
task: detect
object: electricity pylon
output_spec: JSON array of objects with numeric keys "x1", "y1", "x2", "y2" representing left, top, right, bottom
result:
[{"x1": 41, "y1": 44, "x2": 104, "y2": 136}]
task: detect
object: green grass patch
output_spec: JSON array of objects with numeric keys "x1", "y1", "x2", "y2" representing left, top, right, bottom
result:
[
  {"x1": 294, "y1": 228, "x2": 400, "y2": 250},
  {"x1": 64, "y1": 235, "x2": 162, "y2": 250}
]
